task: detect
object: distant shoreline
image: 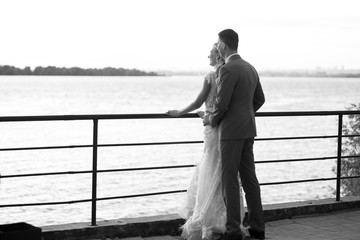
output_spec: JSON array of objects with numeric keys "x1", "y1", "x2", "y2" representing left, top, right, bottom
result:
[
  {"x1": 1, "y1": 65, "x2": 360, "y2": 78},
  {"x1": 0, "y1": 65, "x2": 161, "y2": 76}
]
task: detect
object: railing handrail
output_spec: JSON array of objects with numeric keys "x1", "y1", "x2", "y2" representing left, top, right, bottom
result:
[
  {"x1": 1, "y1": 110, "x2": 360, "y2": 226},
  {"x1": 1, "y1": 110, "x2": 360, "y2": 122}
]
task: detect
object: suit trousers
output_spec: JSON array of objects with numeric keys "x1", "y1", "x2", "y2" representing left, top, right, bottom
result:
[{"x1": 220, "y1": 138, "x2": 265, "y2": 234}]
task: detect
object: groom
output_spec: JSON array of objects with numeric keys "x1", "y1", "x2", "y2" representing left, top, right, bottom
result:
[{"x1": 206, "y1": 29, "x2": 266, "y2": 240}]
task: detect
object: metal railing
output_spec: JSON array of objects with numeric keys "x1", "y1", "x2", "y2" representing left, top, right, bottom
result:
[{"x1": 0, "y1": 111, "x2": 360, "y2": 226}]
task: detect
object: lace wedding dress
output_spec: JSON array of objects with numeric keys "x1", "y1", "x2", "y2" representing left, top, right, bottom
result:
[{"x1": 178, "y1": 71, "x2": 247, "y2": 240}]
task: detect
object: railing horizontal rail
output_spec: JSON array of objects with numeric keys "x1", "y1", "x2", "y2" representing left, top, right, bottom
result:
[
  {"x1": 257, "y1": 155, "x2": 360, "y2": 164},
  {"x1": 257, "y1": 111, "x2": 360, "y2": 117},
  {"x1": 2, "y1": 155, "x2": 359, "y2": 179},
  {"x1": 0, "y1": 170, "x2": 92, "y2": 178},
  {"x1": 0, "y1": 141, "x2": 204, "y2": 152},
  {"x1": 0, "y1": 164, "x2": 196, "y2": 179},
  {"x1": 2, "y1": 135, "x2": 360, "y2": 152},
  {"x1": 260, "y1": 175, "x2": 360, "y2": 186},
  {"x1": 1, "y1": 110, "x2": 360, "y2": 122},
  {"x1": 2, "y1": 175, "x2": 360, "y2": 208},
  {"x1": 256, "y1": 134, "x2": 360, "y2": 141},
  {"x1": 0, "y1": 190, "x2": 187, "y2": 208},
  {"x1": 0, "y1": 144, "x2": 93, "y2": 152},
  {"x1": 0, "y1": 199, "x2": 92, "y2": 208},
  {"x1": 96, "y1": 190, "x2": 187, "y2": 201},
  {"x1": 260, "y1": 177, "x2": 337, "y2": 186},
  {"x1": 257, "y1": 156, "x2": 337, "y2": 164},
  {"x1": 0, "y1": 113, "x2": 197, "y2": 122},
  {"x1": 96, "y1": 164, "x2": 196, "y2": 173}
]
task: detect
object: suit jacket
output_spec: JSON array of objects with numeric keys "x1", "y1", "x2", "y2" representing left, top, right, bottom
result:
[{"x1": 209, "y1": 55, "x2": 265, "y2": 140}]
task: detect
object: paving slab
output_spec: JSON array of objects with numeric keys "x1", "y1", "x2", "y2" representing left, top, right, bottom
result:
[
  {"x1": 42, "y1": 200, "x2": 360, "y2": 240},
  {"x1": 135, "y1": 210, "x2": 360, "y2": 240}
]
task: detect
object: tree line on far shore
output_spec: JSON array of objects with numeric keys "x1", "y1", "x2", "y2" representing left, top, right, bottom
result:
[{"x1": 0, "y1": 65, "x2": 159, "y2": 76}]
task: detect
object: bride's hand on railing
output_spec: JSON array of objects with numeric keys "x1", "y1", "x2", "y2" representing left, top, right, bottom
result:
[{"x1": 166, "y1": 110, "x2": 181, "y2": 117}]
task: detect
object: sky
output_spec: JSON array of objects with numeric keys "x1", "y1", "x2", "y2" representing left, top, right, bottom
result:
[{"x1": 1, "y1": 0, "x2": 360, "y2": 72}]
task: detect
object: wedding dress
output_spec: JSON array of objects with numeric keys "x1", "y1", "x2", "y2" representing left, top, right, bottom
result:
[{"x1": 178, "y1": 71, "x2": 247, "y2": 240}]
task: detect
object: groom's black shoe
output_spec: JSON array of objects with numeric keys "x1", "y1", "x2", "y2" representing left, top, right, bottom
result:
[{"x1": 248, "y1": 228, "x2": 265, "y2": 239}]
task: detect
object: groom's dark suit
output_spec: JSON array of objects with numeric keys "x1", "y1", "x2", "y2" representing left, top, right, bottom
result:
[{"x1": 209, "y1": 54, "x2": 265, "y2": 235}]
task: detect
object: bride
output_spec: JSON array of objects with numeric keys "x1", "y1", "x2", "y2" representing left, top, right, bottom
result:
[{"x1": 167, "y1": 44, "x2": 248, "y2": 240}]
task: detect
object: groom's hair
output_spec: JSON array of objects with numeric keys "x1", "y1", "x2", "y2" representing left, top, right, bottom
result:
[{"x1": 218, "y1": 29, "x2": 238, "y2": 51}]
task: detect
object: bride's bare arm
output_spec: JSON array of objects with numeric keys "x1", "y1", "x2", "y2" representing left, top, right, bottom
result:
[{"x1": 167, "y1": 78, "x2": 211, "y2": 117}]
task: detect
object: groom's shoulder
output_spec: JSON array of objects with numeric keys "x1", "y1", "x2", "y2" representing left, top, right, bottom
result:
[
  {"x1": 229, "y1": 60, "x2": 259, "y2": 79},
  {"x1": 239, "y1": 58, "x2": 252, "y2": 66},
  {"x1": 239, "y1": 59, "x2": 258, "y2": 72},
  {"x1": 227, "y1": 58, "x2": 250, "y2": 70}
]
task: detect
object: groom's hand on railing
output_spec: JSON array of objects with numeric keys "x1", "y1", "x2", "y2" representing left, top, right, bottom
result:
[
  {"x1": 196, "y1": 111, "x2": 210, "y2": 126},
  {"x1": 202, "y1": 115, "x2": 210, "y2": 126}
]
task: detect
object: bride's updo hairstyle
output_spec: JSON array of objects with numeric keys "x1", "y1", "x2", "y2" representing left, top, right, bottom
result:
[
  {"x1": 218, "y1": 29, "x2": 238, "y2": 51},
  {"x1": 213, "y1": 43, "x2": 224, "y2": 76},
  {"x1": 213, "y1": 43, "x2": 225, "y2": 65}
]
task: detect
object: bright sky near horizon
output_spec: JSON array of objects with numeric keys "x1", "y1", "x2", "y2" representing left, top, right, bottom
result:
[{"x1": 1, "y1": 0, "x2": 360, "y2": 72}]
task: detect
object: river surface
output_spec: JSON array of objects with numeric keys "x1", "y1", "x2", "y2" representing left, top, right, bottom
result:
[{"x1": 0, "y1": 75, "x2": 359, "y2": 226}]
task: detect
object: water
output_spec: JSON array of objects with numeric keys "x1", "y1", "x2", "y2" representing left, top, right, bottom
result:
[{"x1": 0, "y1": 75, "x2": 360, "y2": 226}]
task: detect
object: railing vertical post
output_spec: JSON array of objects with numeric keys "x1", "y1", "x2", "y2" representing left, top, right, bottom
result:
[
  {"x1": 336, "y1": 114, "x2": 343, "y2": 201},
  {"x1": 91, "y1": 119, "x2": 98, "y2": 226}
]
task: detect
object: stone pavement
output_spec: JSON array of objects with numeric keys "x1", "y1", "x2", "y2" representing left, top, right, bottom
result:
[{"x1": 88, "y1": 209, "x2": 360, "y2": 240}]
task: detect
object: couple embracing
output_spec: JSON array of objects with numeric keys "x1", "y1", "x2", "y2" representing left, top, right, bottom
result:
[{"x1": 167, "y1": 29, "x2": 265, "y2": 240}]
